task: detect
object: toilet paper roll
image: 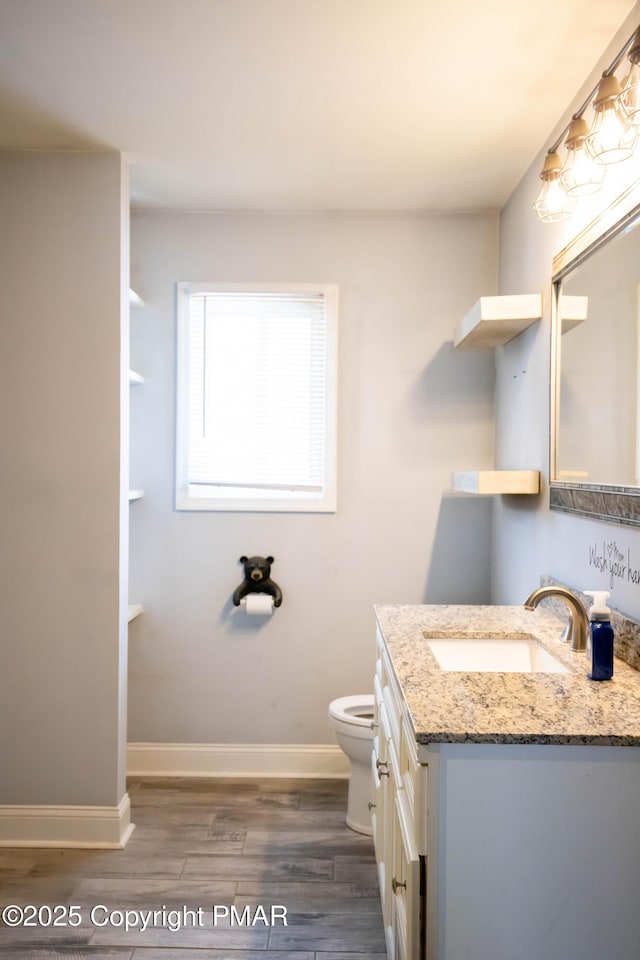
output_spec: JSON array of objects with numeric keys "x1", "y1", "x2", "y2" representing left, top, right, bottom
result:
[{"x1": 242, "y1": 593, "x2": 274, "y2": 616}]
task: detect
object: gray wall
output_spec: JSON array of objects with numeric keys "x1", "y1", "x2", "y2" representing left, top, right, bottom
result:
[
  {"x1": 0, "y1": 151, "x2": 129, "y2": 805},
  {"x1": 494, "y1": 3, "x2": 640, "y2": 618},
  {"x1": 129, "y1": 211, "x2": 498, "y2": 745}
]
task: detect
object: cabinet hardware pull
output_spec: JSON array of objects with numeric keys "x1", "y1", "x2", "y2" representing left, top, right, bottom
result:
[
  {"x1": 392, "y1": 877, "x2": 407, "y2": 893},
  {"x1": 368, "y1": 801, "x2": 376, "y2": 810}
]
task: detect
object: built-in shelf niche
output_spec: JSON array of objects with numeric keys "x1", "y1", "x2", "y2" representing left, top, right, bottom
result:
[
  {"x1": 454, "y1": 294, "x2": 542, "y2": 349},
  {"x1": 452, "y1": 470, "x2": 540, "y2": 495},
  {"x1": 129, "y1": 369, "x2": 144, "y2": 385},
  {"x1": 128, "y1": 489, "x2": 144, "y2": 502}
]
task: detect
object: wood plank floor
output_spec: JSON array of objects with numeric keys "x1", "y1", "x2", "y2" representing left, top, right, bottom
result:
[{"x1": 0, "y1": 778, "x2": 386, "y2": 959}]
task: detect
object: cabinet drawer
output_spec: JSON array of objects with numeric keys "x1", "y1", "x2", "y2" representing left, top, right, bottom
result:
[
  {"x1": 400, "y1": 718, "x2": 419, "y2": 817},
  {"x1": 400, "y1": 714, "x2": 418, "y2": 771},
  {"x1": 375, "y1": 655, "x2": 383, "y2": 689},
  {"x1": 377, "y1": 699, "x2": 389, "y2": 766},
  {"x1": 381, "y1": 646, "x2": 402, "y2": 704},
  {"x1": 382, "y1": 680, "x2": 401, "y2": 749},
  {"x1": 374, "y1": 672, "x2": 384, "y2": 713},
  {"x1": 387, "y1": 725, "x2": 402, "y2": 790},
  {"x1": 370, "y1": 749, "x2": 383, "y2": 858}
]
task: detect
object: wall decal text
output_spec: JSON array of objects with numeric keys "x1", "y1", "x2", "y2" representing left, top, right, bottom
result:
[{"x1": 588, "y1": 540, "x2": 640, "y2": 590}]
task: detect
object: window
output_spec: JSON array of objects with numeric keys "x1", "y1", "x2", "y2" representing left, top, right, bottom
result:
[{"x1": 176, "y1": 282, "x2": 338, "y2": 512}]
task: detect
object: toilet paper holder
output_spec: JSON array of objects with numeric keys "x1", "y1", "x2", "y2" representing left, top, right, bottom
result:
[{"x1": 232, "y1": 555, "x2": 283, "y2": 609}]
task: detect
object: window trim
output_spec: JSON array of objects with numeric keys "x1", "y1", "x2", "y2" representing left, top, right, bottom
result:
[{"x1": 175, "y1": 281, "x2": 338, "y2": 513}]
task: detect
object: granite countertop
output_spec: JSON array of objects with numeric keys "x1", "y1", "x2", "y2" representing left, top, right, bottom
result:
[{"x1": 375, "y1": 604, "x2": 640, "y2": 746}]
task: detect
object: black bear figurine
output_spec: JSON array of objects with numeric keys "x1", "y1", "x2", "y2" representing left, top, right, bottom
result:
[{"x1": 233, "y1": 555, "x2": 283, "y2": 608}]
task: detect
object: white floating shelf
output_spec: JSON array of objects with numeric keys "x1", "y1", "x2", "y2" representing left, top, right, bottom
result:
[
  {"x1": 129, "y1": 288, "x2": 144, "y2": 306},
  {"x1": 452, "y1": 470, "x2": 540, "y2": 495},
  {"x1": 128, "y1": 604, "x2": 143, "y2": 623},
  {"x1": 129, "y1": 369, "x2": 144, "y2": 385},
  {"x1": 454, "y1": 294, "x2": 542, "y2": 349},
  {"x1": 128, "y1": 489, "x2": 145, "y2": 502},
  {"x1": 559, "y1": 294, "x2": 588, "y2": 334}
]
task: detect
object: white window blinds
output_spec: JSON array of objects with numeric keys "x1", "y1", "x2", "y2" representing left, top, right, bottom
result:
[{"x1": 176, "y1": 284, "x2": 337, "y2": 511}]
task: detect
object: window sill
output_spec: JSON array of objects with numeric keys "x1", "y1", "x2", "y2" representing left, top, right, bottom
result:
[{"x1": 175, "y1": 488, "x2": 336, "y2": 513}]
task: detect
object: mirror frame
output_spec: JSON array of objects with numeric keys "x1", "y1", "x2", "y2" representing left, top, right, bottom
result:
[{"x1": 550, "y1": 179, "x2": 640, "y2": 527}]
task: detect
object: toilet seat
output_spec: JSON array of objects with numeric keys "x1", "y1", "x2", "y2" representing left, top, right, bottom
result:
[{"x1": 328, "y1": 694, "x2": 375, "y2": 739}]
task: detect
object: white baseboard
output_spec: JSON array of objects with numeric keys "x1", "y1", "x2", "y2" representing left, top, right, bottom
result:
[
  {"x1": 127, "y1": 742, "x2": 350, "y2": 778},
  {"x1": 0, "y1": 793, "x2": 134, "y2": 848}
]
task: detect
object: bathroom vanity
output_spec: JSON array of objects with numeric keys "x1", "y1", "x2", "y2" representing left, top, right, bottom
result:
[{"x1": 372, "y1": 604, "x2": 640, "y2": 960}]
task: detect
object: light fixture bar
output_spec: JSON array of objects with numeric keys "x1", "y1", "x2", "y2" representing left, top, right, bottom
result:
[
  {"x1": 547, "y1": 27, "x2": 638, "y2": 155},
  {"x1": 534, "y1": 24, "x2": 640, "y2": 222}
]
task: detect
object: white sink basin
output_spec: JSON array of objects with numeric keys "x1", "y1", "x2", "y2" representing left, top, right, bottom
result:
[{"x1": 426, "y1": 634, "x2": 569, "y2": 674}]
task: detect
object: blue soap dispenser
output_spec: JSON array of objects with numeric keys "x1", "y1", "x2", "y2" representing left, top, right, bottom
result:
[{"x1": 584, "y1": 590, "x2": 614, "y2": 681}]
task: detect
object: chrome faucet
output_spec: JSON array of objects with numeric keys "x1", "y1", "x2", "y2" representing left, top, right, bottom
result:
[{"x1": 523, "y1": 586, "x2": 589, "y2": 652}]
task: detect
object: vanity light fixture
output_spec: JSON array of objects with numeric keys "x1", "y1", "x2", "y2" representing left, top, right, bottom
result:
[
  {"x1": 584, "y1": 74, "x2": 636, "y2": 164},
  {"x1": 561, "y1": 117, "x2": 606, "y2": 196},
  {"x1": 533, "y1": 151, "x2": 575, "y2": 222},
  {"x1": 534, "y1": 24, "x2": 640, "y2": 222}
]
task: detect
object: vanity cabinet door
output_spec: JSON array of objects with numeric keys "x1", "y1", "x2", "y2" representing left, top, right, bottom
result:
[
  {"x1": 392, "y1": 788, "x2": 421, "y2": 960},
  {"x1": 372, "y1": 676, "x2": 383, "y2": 858},
  {"x1": 378, "y1": 699, "x2": 397, "y2": 954},
  {"x1": 371, "y1": 750, "x2": 384, "y2": 869},
  {"x1": 375, "y1": 624, "x2": 425, "y2": 959},
  {"x1": 371, "y1": 677, "x2": 388, "y2": 894},
  {"x1": 401, "y1": 722, "x2": 429, "y2": 857}
]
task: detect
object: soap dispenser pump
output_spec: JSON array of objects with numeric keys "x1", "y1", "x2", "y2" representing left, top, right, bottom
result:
[{"x1": 584, "y1": 590, "x2": 614, "y2": 681}]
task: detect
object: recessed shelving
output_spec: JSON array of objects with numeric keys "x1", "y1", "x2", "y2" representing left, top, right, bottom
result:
[
  {"x1": 128, "y1": 489, "x2": 144, "y2": 502},
  {"x1": 129, "y1": 288, "x2": 144, "y2": 307},
  {"x1": 454, "y1": 294, "x2": 542, "y2": 349},
  {"x1": 452, "y1": 470, "x2": 540, "y2": 495},
  {"x1": 129, "y1": 369, "x2": 144, "y2": 385}
]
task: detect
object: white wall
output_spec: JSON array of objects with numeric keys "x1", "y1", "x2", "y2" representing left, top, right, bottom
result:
[
  {"x1": 494, "y1": 4, "x2": 640, "y2": 617},
  {"x1": 0, "y1": 151, "x2": 129, "y2": 805},
  {"x1": 129, "y1": 211, "x2": 497, "y2": 745}
]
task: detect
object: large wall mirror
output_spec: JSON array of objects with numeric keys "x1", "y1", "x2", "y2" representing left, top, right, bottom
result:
[{"x1": 550, "y1": 192, "x2": 640, "y2": 526}]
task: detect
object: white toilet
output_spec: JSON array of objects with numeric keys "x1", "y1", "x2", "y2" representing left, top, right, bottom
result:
[{"x1": 328, "y1": 694, "x2": 375, "y2": 835}]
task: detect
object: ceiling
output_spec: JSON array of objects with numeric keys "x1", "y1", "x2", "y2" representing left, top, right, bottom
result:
[{"x1": 0, "y1": 0, "x2": 636, "y2": 211}]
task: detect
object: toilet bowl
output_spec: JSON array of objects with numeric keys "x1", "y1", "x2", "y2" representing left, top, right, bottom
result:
[{"x1": 328, "y1": 694, "x2": 375, "y2": 835}]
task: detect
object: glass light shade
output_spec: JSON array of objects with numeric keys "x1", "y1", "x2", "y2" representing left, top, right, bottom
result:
[
  {"x1": 533, "y1": 153, "x2": 574, "y2": 222},
  {"x1": 617, "y1": 28, "x2": 640, "y2": 126},
  {"x1": 585, "y1": 75, "x2": 636, "y2": 164},
  {"x1": 617, "y1": 63, "x2": 640, "y2": 125},
  {"x1": 561, "y1": 118, "x2": 605, "y2": 196}
]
